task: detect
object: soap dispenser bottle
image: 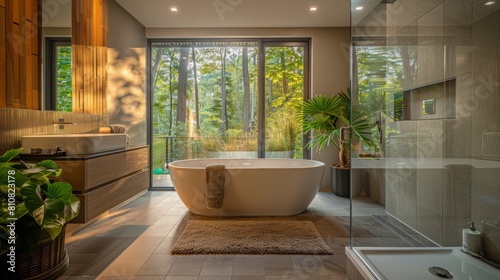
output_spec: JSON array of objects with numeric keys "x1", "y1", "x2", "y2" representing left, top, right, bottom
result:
[{"x1": 463, "y1": 222, "x2": 481, "y2": 255}]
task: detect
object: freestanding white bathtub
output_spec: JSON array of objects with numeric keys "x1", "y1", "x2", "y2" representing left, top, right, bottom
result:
[{"x1": 168, "y1": 158, "x2": 325, "y2": 216}]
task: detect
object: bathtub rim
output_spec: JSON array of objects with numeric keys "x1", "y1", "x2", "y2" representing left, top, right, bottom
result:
[{"x1": 168, "y1": 158, "x2": 325, "y2": 170}]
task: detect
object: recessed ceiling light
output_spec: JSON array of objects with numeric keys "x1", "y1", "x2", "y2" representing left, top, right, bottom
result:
[
  {"x1": 355, "y1": 6, "x2": 364, "y2": 10},
  {"x1": 310, "y1": 6, "x2": 318, "y2": 11},
  {"x1": 484, "y1": 1, "x2": 495, "y2": 5},
  {"x1": 170, "y1": 7, "x2": 178, "y2": 12}
]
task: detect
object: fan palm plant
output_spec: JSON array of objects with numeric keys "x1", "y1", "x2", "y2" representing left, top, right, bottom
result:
[
  {"x1": 300, "y1": 88, "x2": 375, "y2": 168},
  {"x1": 361, "y1": 91, "x2": 404, "y2": 157}
]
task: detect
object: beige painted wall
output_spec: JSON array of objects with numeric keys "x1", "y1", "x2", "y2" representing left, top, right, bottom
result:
[
  {"x1": 147, "y1": 27, "x2": 351, "y2": 190},
  {"x1": 108, "y1": 0, "x2": 148, "y2": 146}
]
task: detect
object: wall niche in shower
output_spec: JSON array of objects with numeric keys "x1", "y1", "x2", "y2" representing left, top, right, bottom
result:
[{"x1": 398, "y1": 78, "x2": 456, "y2": 121}]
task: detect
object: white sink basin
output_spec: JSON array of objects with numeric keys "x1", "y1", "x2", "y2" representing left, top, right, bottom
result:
[{"x1": 22, "y1": 134, "x2": 128, "y2": 155}]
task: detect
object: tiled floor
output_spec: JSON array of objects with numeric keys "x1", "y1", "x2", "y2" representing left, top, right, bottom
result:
[
  {"x1": 58, "y1": 191, "x2": 423, "y2": 280},
  {"x1": 152, "y1": 175, "x2": 174, "y2": 188}
]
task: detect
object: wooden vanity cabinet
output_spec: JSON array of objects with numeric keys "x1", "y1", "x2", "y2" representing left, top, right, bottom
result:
[{"x1": 54, "y1": 146, "x2": 149, "y2": 223}]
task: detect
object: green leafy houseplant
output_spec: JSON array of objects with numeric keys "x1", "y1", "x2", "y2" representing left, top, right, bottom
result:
[
  {"x1": 0, "y1": 148, "x2": 80, "y2": 255},
  {"x1": 301, "y1": 88, "x2": 375, "y2": 168}
]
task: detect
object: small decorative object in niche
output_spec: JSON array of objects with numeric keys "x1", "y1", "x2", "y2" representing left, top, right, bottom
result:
[
  {"x1": 422, "y1": 99, "x2": 435, "y2": 115},
  {"x1": 397, "y1": 78, "x2": 456, "y2": 121}
]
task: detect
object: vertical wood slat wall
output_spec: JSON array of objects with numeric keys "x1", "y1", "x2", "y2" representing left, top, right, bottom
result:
[
  {"x1": 0, "y1": 0, "x2": 40, "y2": 110},
  {"x1": 72, "y1": 0, "x2": 108, "y2": 114}
]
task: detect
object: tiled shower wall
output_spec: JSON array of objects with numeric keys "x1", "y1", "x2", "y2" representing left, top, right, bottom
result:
[
  {"x1": 0, "y1": 108, "x2": 109, "y2": 155},
  {"x1": 382, "y1": 0, "x2": 500, "y2": 246}
]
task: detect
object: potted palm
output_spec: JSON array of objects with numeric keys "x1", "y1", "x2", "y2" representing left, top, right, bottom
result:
[
  {"x1": 301, "y1": 88, "x2": 375, "y2": 197},
  {"x1": 0, "y1": 148, "x2": 80, "y2": 279},
  {"x1": 360, "y1": 91, "x2": 404, "y2": 158}
]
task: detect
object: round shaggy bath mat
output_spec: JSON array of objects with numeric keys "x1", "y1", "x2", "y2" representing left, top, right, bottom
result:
[{"x1": 171, "y1": 220, "x2": 333, "y2": 255}]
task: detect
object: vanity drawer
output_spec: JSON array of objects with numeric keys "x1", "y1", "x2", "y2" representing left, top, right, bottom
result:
[
  {"x1": 56, "y1": 146, "x2": 149, "y2": 191},
  {"x1": 73, "y1": 169, "x2": 150, "y2": 223},
  {"x1": 85, "y1": 147, "x2": 148, "y2": 189}
]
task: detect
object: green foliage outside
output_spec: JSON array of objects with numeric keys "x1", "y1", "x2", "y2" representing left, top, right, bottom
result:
[
  {"x1": 355, "y1": 45, "x2": 407, "y2": 154},
  {"x1": 151, "y1": 42, "x2": 306, "y2": 166},
  {"x1": 56, "y1": 46, "x2": 72, "y2": 112}
]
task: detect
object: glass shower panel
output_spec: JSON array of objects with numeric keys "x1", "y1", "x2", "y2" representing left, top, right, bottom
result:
[
  {"x1": 351, "y1": 0, "x2": 500, "y2": 252},
  {"x1": 350, "y1": 1, "x2": 425, "y2": 248},
  {"x1": 350, "y1": 0, "x2": 500, "y2": 251}
]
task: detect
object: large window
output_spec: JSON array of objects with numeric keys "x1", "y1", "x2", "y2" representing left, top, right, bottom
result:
[
  {"x1": 44, "y1": 38, "x2": 72, "y2": 111},
  {"x1": 149, "y1": 39, "x2": 310, "y2": 187}
]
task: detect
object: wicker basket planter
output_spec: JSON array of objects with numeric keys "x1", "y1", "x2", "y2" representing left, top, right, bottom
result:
[{"x1": 0, "y1": 226, "x2": 69, "y2": 280}]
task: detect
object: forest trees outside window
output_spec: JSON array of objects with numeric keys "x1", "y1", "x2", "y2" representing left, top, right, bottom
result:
[
  {"x1": 44, "y1": 38, "x2": 72, "y2": 112},
  {"x1": 150, "y1": 39, "x2": 310, "y2": 179}
]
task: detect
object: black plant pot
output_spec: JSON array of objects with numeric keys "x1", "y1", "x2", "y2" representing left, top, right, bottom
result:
[{"x1": 330, "y1": 165, "x2": 350, "y2": 198}]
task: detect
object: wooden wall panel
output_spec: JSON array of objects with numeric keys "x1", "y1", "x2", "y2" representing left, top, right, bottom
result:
[
  {"x1": 31, "y1": 53, "x2": 38, "y2": 108},
  {"x1": 0, "y1": 6, "x2": 6, "y2": 107},
  {"x1": 24, "y1": 0, "x2": 30, "y2": 17},
  {"x1": 1, "y1": 0, "x2": 40, "y2": 110},
  {"x1": 30, "y1": 2, "x2": 37, "y2": 56},
  {"x1": 10, "y1": 0, "x2": 18, "y2": 24},
  {"x1": 0, "y1": 7, "x2": 4, "y2": 44},
  {"x1": 72, "y1": 0, "x2": 108, "y2": 114},
  {"x1": 19, "y1": 18, "x2": 28, "y2": 108},
  {"x1": 24, "y1": 50, "x2": 32, "y2": 108},
  {"x1": 6, "y1": 24, "x2": 20, "y2": 107}
]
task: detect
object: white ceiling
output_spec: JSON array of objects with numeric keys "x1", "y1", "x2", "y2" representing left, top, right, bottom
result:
[
  {"x1": 115, "y1": 0, "x2": 351, "y2": 28},
  {"x1": 41, "y1": 0, "x2": 380, "y2": 29}
]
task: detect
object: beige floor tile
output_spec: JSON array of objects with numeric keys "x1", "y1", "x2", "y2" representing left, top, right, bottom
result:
[
  {"x1": 232, "y1": 255, "x2": 265, "y2": 276},
  {"x1": 262, "y1": 255, "x2": 295, "y2": 276},
  {"x1": 97, "y1": 277, "x2": 133, "y2": 280},
  {"x1": 164, "y1": 276, "x2": 198, "y2": 280},
  {"x1": 99, "y1": 237, "x2": 164, "y2": 277},
  {"x1": 154, "y1": 236, "x2": 178, "y2": 254},
  {"x1": 136, "y1": 253, "x2": 176, "y2": 275},
  {"x1": 233, "y1": 277, "x2": 266, "y2": 280},
  {"x1": 167, "y1": 255, "x2": 206, "y2": 276},
  {"x1": 200, "y1": 255, "x2": 234, "y2": 276},
  {"x1": 291, "y1": 255, "x2": 329, "y2": 277},
  {"x1": 131, "y1": 277, "x2": 166, "y2": 280}
]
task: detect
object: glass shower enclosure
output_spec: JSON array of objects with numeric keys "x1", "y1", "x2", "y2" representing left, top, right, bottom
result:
[{"x1": 349, "y1": 0, "x2": 500, "y2": 278}]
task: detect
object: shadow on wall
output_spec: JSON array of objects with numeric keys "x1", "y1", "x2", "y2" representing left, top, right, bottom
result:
[{"x1": 107, "y1": 48, "x2": 147, "y2": 146}]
